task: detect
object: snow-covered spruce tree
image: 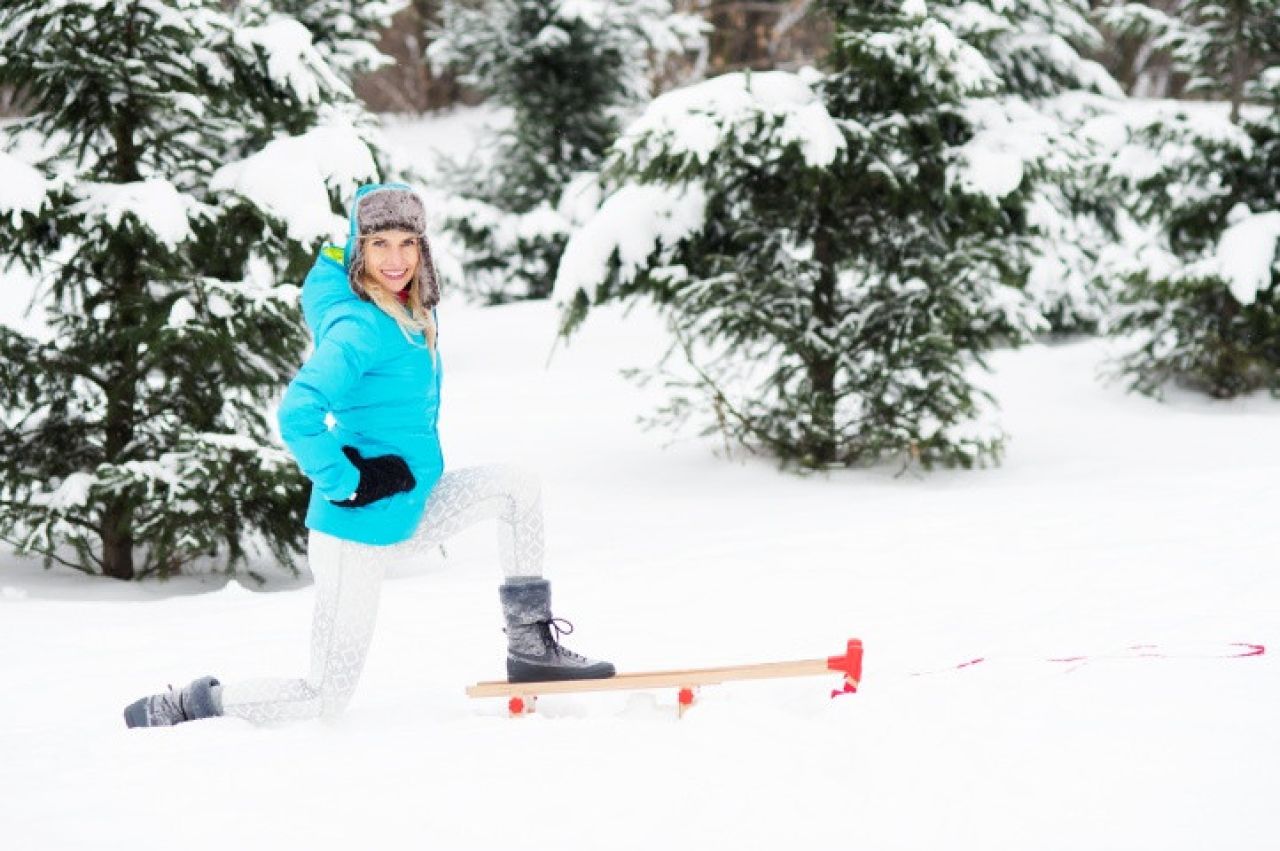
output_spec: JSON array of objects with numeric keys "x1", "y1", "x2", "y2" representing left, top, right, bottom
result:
[
  {"x1": 554, "y1": 1, "x2": 1050, "y2": 470},
  {"x1": 1104, "y1": 3, "x2": 1280, "y2": 398},
  {"x1": 931, "y1": 0, "x2": 1127, "y2": 335},
  {"x1": 428, "y1": 0, "x2": 705, "y2": 302},
  {"x1": 0, "y1": 1, "x2": 380, "y2": 579}
]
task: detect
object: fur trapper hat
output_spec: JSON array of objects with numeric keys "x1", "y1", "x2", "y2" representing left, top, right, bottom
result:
[{"x1": 347, "y1": 186, "x2": 441, "y2": 312}]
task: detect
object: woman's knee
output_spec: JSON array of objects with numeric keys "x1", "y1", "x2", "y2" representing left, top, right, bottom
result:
[
  {"x1": 318, "y1": 675, "x2": 362, "y2": 718},
  {"x1": 493, "y1": 463, "x2": 540, "y2": 508}
]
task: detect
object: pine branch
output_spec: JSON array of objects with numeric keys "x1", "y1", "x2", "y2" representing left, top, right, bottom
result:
[
  {"x1": 667, "y1": 317, "x2": 759, "y2": 457},
  {"x1": 0, "y1": 531, "x2": 101, "y2": 575},
  {"x1": 0, "y1": 501, "x2": 100, "y2": 535}
]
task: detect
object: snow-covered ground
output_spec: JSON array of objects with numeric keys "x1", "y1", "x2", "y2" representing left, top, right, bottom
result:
[
  {"x1": 2, "y1": 111, "x2": 1278, "y2": 849},
  {"x1": 2, "y1": 295, "x2": 1277, "y2": 850}
]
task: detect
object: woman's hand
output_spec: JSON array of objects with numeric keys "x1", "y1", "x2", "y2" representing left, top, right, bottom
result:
[{"x1": 330, "y1": 445, "x2": 417, "y2": 508}]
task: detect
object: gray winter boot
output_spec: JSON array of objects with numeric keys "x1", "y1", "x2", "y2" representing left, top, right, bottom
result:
[
  {"x1": 501, "y1": 577, "x2": 615, "y2": 683},
  {"x1": 123, "y1": 676, "x2": 222, "y2": 728}
]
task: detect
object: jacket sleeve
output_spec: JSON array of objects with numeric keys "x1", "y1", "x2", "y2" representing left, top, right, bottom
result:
[{"x1": 278, "y1": 312, "x2": 379, "y2": 501}]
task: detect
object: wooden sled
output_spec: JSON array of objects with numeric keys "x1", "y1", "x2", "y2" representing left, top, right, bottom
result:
[{"x1": 467, "y1": 638, "x2": 863, "y2": 718}]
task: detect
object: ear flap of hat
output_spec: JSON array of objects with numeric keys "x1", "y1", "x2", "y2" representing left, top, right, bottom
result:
[
  {"x1": 346, "y1": 238, "x2": 373, "y2": 302},
  {"x1": 414, "y1": 234, "x2": 442, "y2": 311}
]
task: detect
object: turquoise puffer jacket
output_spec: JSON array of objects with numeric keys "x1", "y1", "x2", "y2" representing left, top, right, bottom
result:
[{"x1": 278, "y1": 184, "x2": 444, "y2": 546}]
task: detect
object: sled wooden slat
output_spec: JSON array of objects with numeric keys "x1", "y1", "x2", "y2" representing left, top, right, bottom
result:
[{"x1": 467, "y1": 657, "x2": 839, "y2": 698}]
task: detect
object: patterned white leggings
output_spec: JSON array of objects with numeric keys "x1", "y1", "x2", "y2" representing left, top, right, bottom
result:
[{"x1": 217, "y1": 464, "x2": 544, "y2": 724}]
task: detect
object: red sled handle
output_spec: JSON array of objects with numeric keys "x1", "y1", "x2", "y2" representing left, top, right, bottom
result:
[{"x1": 827, "y1": 638, "x2": 863, "y2": 690}]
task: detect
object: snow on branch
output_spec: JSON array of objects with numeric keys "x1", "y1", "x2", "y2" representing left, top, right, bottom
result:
[
  {"x1": 852, "y1": 18, "x2": 998, "y2": 96},
  {"x1": 553, "y1": 182, "x2": 706, "y2": 303},
  {"x1": 0, "y1": 150, "x2": 50, "y2": 225},
  {"x1": 1206, "y1": 209, "x2": 1280, "y2": 306},
  {"x1": 232, "y1": 15, "x2": 351, "y2": 104},
  {"x1": 950, "y1": 97, "x2": 1066, "y2": 198},
  {"x1": 617, "y1": 69, "x2": 847, "y2": 168},
  {"x1": 69, "y1": 179, "x2": 204, "y2": 248},
  {"x1": 210, "y1": 119, "x2": 377, "y2": 244}
]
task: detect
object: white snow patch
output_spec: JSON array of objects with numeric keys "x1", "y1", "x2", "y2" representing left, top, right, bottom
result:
[
  {"x1": 1214, "y1": 209, "x2": 1280, "y2": 305},
  {"x1": 38, "y1": 472, "x2": 95, "y2": 511},
  {"x1": 70, "y1": 179, "x2": 200, "y2": 248},
  {"x1": 557, "y1": 172, "x2": 605, "y2": 228},
  {"x1": 168, "y1": 297, "x2": 197, "y2": 329},
  {"x1": 531, "y1": 24, "x2": 570, "y2": 50},
  {"x1": 951, "y1": 99, "x2": 1058, "y2": 198},
  {"x1": 0, "y1": 150, "x2": 48, "y2": 224}
]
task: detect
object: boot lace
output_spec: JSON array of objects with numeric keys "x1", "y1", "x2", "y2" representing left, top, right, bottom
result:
[
  {"x1": 156, "y1": 684, "x2": 190, "y2": 723},
  {"x1": 535, "y1": 618, "x2": 589, "y2": 662}
]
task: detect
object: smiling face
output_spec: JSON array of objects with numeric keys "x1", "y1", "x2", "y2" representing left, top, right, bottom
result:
[{"x1": 361, "y1": 230, "x2": 420, "y2": 295}]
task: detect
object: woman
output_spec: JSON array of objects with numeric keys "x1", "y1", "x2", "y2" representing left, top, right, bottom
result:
[{"x1": 124, "y1": 183, "x2": 614, "y2": 727}]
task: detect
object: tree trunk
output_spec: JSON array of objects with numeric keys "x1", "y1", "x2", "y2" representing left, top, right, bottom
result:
[
  {"x1": 100, "y1": 6, "x2": 143, "y2": 581},
  {"x1": 100, "y1": 498, "x2": 135, "y2": 580},
  {"x1": 1228, "y1": 7, "x2": 1249, "y2": 124},
  {"x1": 808, "y1": 224, "x2": 838, "y2": 465}
]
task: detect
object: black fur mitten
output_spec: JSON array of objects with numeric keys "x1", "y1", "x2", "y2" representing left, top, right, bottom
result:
[{"x1": 331, "y1": 445, "x2": 416, "y2": 508}]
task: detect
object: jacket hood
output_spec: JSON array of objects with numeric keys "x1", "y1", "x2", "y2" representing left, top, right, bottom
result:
[{"x1": 299, "y1": 182, "x2": 417, "y2": 336}]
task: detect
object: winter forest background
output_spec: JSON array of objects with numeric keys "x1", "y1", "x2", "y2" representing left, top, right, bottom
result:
[
  {"x1": 1, "y1": 0, "x2": 1277, "y2": 581},
  {"x1": 1, "y1": 3, "x2": 1278, "y2": 849}
]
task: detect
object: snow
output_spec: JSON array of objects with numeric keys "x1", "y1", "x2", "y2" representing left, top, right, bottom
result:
[
  {"x1": 0, "y1": 263, "x2": 47, "y2": 341},
  {"x1": 552, "y1": 182, "x2": 707, "y2": 302},
  {"x1": 167, "y1": 297, "x2": 197, "y2": 329},
  {"x1": 1210, "y1": 209, "x2": 1280, "y2": 305},
  {"x1": 618, "y1": 70, "x2": 846, "y2": 168},
  {"x1": 232, "y1": 16, "x2": 350, "y2": 104},
  {"x1": 3, "y1": 105, "x2": 1279, "y2": 851},
  {"x1": 861, "y1": 18, "x2": 997, "y2": 95},
  {"x1": 0, "y1": 149, "x2": 48, "y2": 224},
  {"x1": 210, "y1": 119, "x2": 378, "y2": 244},
  {"x1": 189, "y1": 46, "x2": 232, "y2": 86},
  {"x1": 943, "y1": 0, "x2": 1010, "y2": 36},
  {"x1": 379, "y1": 104, "x2": 510, "y2": 186},
  {"x1": 951, "y1": 98, "x2": 1059, "y2": 198},
  {"x1": 2, "y1": 293, "x2": 1278, "y2": 850},
  {"x1": 69, "y1": 179, "x2": 201, "y2": 248},
  {"x1": 554, "y1": 0, "x2": 708, "y2": 55},
  {"x1": 36, "y1": 472, "x2": 94, "y2": 511},
  {"x1": 532, "y1": 23, "x2": 571, "y2": 50},
  {"x1": 557, "y1": 0, "x2": 607, "y2": 29}
]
